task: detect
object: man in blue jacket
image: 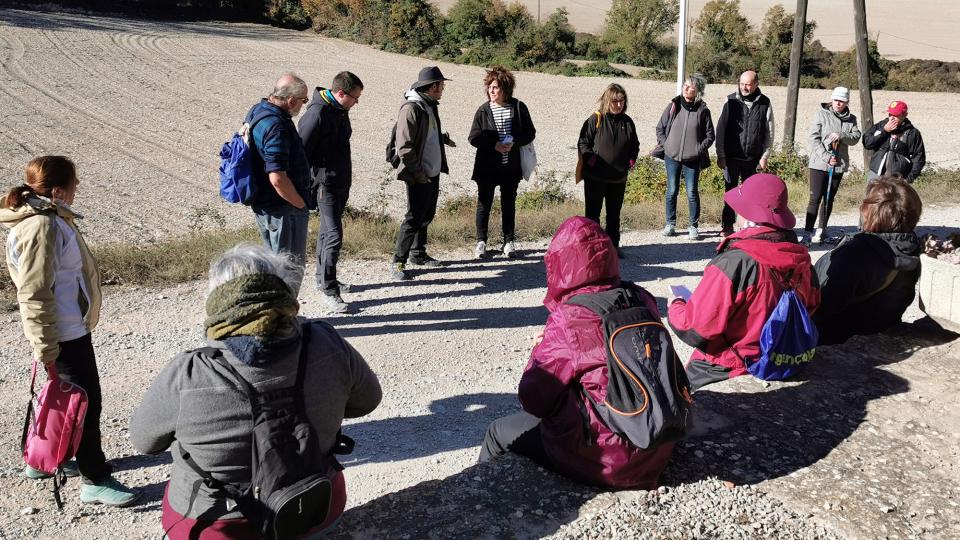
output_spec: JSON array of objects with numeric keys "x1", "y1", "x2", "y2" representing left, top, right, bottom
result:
[
  {"x1": 299, "y1": 71, "x2": 363, "y2": 313},
  {"x1": 245, "y1": 73, "x2": 311, "y2": 295}
]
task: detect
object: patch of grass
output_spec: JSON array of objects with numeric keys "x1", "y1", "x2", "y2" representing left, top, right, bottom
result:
[{"x1": 3, "y1": 164, "x2": 958, "y2": 311}]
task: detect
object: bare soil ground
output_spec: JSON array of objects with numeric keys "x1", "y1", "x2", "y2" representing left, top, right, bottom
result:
[{"x1": 1, "y1": 9, "x2": 958, "y2": 245}]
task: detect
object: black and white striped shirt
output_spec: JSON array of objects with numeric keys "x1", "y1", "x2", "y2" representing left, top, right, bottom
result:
[{"x1": 491, "y1": 103, "x2": 512, "y2": 164}]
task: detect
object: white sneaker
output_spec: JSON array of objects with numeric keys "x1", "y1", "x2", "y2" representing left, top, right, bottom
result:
[
  {"x1": 475, "y1": 241, "x2": 487, "y2": 259},
  {"x1": 811, "y1": 228, "x2": 824, "y2": 244},
  {"x1": 502, "y1": 241, "x2": 517, "y2": 258}
]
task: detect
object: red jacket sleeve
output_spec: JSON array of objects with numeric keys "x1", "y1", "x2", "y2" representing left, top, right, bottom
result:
[
  {"x1": 668, "y1": 264, "x2": 738, "y2": 355},
  {"x1": 518, "y1": 311, "x2": 577, "y2": 418}
]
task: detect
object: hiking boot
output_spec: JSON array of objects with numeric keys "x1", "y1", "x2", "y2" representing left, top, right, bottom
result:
[
  {"x1": 321, "y1": 292, "x2": 349, "y2": 314},
  {"x1": 800, "y1": 232, "x2": 813, "y2": 246},
  {"x1": 616, "y1": 247, "x2": 627, "y2": 259},
  {"x1": 79, "y1": 476, "x2": 139, "y2": 507},
  {"x1": 409, "y1": 254, "x2": 441, "y2": 267},
  {"x1": 389, "y1": 262, "x2": 410, "y2": 281},
  {"x1": 661, "y1": 224, "x2": 675, "y2": 237},
  {"x1": 337, "y1": 282, "x2": 352, "y2": 294},
  {"x1": 24, "y1": 460, "x2": 79, "y2": 480},
  {"x1": 811, "y1": 228, "x2": 824, "y2": 244},
  {"x1": 475, "y1": 241, "x2": 487, "y2": 259},
  {"x1": 502, "y1": 241, "x2": 517, "y2": 258},
  {"x1": 688, "y1": 226, "x2": 700, "y2": 241}
]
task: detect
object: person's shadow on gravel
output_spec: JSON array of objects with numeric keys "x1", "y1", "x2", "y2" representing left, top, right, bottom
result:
[
  {"x1": 342, "y1": 392, "x2": 519, "y2": 464},
  {"x1": 326, "y1": 453, "x2": 597, "y2": 540},
  {"x1": 325, "y1": 305, "x2": 549, "y2": 337},
  {"x1": 664, "y1": 320, "x2": 956, "y2": 488}
]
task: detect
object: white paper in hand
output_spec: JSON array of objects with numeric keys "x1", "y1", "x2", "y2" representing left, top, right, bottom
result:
[{"x1": 669, "y1": 284, "x2": 692, "y2": 301}]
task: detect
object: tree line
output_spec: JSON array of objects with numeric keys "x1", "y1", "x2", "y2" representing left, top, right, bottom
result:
[{"x1": 39, "y1": 0, "x2": 960, "y2": 91}]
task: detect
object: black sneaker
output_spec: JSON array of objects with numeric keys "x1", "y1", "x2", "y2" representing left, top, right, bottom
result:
[
  {"x1": 409, "y1": 254, "x2": 441, "y2": 267},
  {"x1": 390, "y1": 262, "x2": 411, "y2": 281}
]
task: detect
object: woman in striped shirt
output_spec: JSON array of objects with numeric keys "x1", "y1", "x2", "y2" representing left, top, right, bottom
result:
[{"x1": 468, "y1": 66, "x2": 537, "y2": 259}]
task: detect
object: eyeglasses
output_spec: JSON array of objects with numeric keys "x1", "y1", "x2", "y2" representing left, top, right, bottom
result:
[
  {"x1": 611, "y1": 99, "x2": 625, "y2": 104},
  {"x1": 294, "y1": 96, "x2": 309, "y2": 104},
  {"x1": 346, "y1": 92, "x2": 361, "y2": 102}
]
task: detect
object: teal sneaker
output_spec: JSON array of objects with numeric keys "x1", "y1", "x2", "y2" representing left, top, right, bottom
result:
[
  {"x1": 79, "y1": 476, "x2": 139, "y2": 507},
  {"x1": 24, "y1": 460, "x2": 79, "y2": 479}
]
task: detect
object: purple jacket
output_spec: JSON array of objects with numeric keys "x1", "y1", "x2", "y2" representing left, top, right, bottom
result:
[{"x1": 518, "y1": 217, "x2": 674, "y2": 489}]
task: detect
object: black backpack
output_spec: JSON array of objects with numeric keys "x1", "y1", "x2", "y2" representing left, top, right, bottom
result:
[
  {"x1": 182, "y1": 325, "x2": 354, "y2": 539},
  {"x1": 567, "y1": 284, "x2": 693, "y2": 450}
]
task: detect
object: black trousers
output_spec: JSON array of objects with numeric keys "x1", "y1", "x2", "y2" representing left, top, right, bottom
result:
[
  {"x1": 394, "y1": 177, "x2": 440, "y2": 263},
  {"x1": 315, "y1": 185, "x2": 350, "y2": 295},
  {"x1": 722, "y1": 158, "x2": 760, "y2": 230},
  {"x1": 54, "y1": 333, "x2": 112, "y2": 483},
  {"x1": 583, "y1": 179, "x2": 627, "y2": 248},
  {"x1": 478, "y1": 411, "x2": 551, "y2": 467},
  {"x1": 805, "y1": 168, "x2": 843, "y2": 231},
  {"x1": 475, "y1": 179, "x2": 519, "y2": 243}
]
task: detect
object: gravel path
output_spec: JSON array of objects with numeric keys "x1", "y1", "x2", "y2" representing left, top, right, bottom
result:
[
  {"x1": 1, "y1": 203, "x2": 958, "y2": 538},
  {"x1": 1, "y1": 8, "x2": 958, "y2": 246}
]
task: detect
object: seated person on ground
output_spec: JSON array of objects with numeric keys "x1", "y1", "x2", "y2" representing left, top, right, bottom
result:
[
  {"x1": 130, "y1": 244, "x2": 381, "y2": 540},
  {"x1": 479, "y1": 216, "x2": 678, "y2": 490},
  {"x1": 667, "y1": 173, "x2": 820, "y2": 391},
  {"x1": 813, "y1": 175, "x2": 923, "y2": 345}
]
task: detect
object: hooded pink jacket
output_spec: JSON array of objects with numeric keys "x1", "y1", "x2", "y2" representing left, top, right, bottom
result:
[{"x1": 518, "y1": 217, "x2": 674, "y2": 489}]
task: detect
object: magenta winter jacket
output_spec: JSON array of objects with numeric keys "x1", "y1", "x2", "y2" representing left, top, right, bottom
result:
[{"x1": 518, "y1": 217, "x2": 675, "y2": 489}]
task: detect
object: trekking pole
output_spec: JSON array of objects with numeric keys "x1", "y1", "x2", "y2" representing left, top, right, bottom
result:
[{"x1": 823, "y1": 140, "x2": 840, "y2": 239}]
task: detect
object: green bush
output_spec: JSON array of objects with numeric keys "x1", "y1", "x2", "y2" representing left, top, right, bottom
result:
[
  {"x1": 386, "y1": 0, "x2": 443, "y2": 54},
  {"x1": 265, "y1": 0, "x2": 311, "y2": 29},
  {"x1": 602, "y1": 0, "x2": 679, "y2": 68},
  {"x1": 624, "y1": 157, "x2": 666, "y2": 204},
  {"x1": 764, "y1": 147, "x2": 809, "y2": 183},
  {"x1": 516, "y1": 170, "x2": 571, "y2": 210}
]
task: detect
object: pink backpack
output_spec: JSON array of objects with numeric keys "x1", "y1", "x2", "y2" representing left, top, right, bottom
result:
[{"x1": 21, "y1": 361, "x2": 88, "y2": 508}]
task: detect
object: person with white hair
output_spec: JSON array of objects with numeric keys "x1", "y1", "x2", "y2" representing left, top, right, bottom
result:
[
  {"x1": 654, "y1": 73, "x2": 715, "y2": 241},
  {"x1": 244, "y1": 73, "x2": 313, "y2": 295},
  {"x1": 130, "y1": 244, "x2": 382, "y2": 539}
]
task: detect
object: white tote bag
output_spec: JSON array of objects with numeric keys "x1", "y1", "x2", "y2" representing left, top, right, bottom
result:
[{"x1": 520, "y1": 142, "x2": 538, "y2": 181}]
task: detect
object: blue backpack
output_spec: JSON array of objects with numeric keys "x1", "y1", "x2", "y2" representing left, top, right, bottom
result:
[
  {"x1": 219, "y1": 111, "x2": 275, "y2": 205},
  {"x1": 741, "y1": 275, "x2": 818, "y2": 381}
]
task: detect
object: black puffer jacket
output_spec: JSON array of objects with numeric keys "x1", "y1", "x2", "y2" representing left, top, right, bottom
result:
[
  {"x1": 577, "y1": 112, "x2": 640, "y2": 182},
  {"x1": 468, "y1": 98, "x2": 536, "y2": 184},
  {"x1": 862, "y1": 118, "x2": 926, "y2": 182},
  {"x1": 813, "y1": 231, "x2": 921, "y2": 345}
]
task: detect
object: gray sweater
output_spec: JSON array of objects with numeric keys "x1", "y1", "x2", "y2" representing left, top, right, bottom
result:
[{"x1": 130, "y1": 319, "x2": 382, "y2": 519}]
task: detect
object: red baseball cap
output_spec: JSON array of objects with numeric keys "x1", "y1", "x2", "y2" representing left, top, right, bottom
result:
[{"x1": 887, "y1": 101, "x2": 908, "y2": 116}]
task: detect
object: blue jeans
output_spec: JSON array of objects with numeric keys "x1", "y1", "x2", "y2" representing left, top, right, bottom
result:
[
  {"x1": 253, "y1": 204, "x2": 309, "y2": 295},
  {"x1": 664, "y1": 156, "x2": 701, "y2": 228}
]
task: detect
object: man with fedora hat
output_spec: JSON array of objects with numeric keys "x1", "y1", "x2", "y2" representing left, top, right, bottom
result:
[
  {"x1": 389, "y1": 66, "x2": 456, "y2": 281},
  {"x1": 667, "y1": 173, "x2": 820, "y2": 391},
  {"x1": 863, "y1": 100, "x2": 926, "y2": 183}
]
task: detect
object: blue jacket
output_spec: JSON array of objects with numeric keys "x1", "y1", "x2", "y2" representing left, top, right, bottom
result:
[{"x1": 245, "y1": 99, "x2": 311, "y2": 209}]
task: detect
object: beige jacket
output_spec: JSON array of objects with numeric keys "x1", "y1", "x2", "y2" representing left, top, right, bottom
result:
[{"x1": 0, "y1": 196, "x2": 101, "y2": 364}]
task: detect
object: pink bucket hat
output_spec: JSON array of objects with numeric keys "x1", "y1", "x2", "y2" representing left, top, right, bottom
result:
[{"x1": 723, "y1": 173, "x2": 796, "y2": 229}]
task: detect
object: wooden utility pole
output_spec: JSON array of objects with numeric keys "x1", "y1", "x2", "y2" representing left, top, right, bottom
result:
[
  {"x1": 853, "y1": 0, "x2": 874, "y2": 170},
  {"x1": 782, "y1": 0, "x2": 808, "y2": 151},
  {"x1": 676, "y1": 0, "x2": 689, "y2": 96}
]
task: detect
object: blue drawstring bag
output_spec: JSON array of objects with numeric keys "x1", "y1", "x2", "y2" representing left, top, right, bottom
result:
[{"x1": 748, "y1": 288, "x2": 819, "y2": 381}]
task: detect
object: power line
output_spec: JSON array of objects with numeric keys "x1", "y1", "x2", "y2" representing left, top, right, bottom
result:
[{"x1": 877, "y1": 31, "x2": 960, "y2": 54}]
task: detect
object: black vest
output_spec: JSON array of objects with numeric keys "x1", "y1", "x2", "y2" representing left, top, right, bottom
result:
[{"x1": 723, "y1": 92, "x2": 770, "y2": 160}]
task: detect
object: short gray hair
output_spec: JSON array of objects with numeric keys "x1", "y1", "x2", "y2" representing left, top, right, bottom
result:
[
  {"x1": 684, "y1": 74, "x2": 707, "y2": 103},
  {"x1": 269, "y1": 73, "x2": 307, "y2": 100},
  {"x1": 207, "y1": 243, "x2": 299, "y2": 294}
]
